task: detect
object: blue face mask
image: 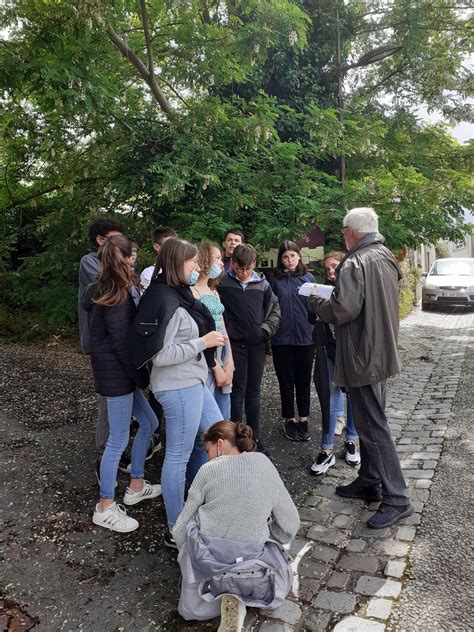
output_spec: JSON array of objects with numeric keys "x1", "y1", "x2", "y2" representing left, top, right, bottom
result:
[
  {"x1": 187, "y1": 269, "x2": 200, "y2": 286},
  {"x1": 208, "y1": 263, "x2": 222, "y2": 279}
]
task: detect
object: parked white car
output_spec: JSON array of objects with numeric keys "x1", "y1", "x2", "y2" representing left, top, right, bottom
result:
[{"x1": 422, "y1": 258, "x2": 474, "y2": 310}]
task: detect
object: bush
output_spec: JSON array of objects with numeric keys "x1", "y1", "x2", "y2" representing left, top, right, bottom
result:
[{"x1": 399, "y1": 259, "x2": 420, "y2": 319}]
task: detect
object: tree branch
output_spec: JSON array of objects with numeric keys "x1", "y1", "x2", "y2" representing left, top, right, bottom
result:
[
  {"x1": 106, "y1": 24, "x2": 180, "y2": 127},
  {"x1": 6, "y1": 177, "x2": 102, "y2": 210},
  {"x1": 139, "y1": 0, "x2": 154, "y2": 77}
]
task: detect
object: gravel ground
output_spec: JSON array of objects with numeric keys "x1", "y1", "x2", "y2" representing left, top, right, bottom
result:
[
  {"x1": 390, "y1": 327, "x2": 474, "y2": 631},
  {"x1": 0, "y1": 339, "x2": 332, "y2": 631}
]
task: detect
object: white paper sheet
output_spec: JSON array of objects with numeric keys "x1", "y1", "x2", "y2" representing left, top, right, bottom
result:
[{"x1": 298, "y1": 283, "x2": 334, "y2": 299}]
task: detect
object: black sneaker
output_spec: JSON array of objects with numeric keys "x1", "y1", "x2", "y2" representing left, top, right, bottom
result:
[
  {"x1": 310, "y1": 450, "x2": 336, "y2": 475},
  {"x1": 344, "y1": 441, "x2": 361, "y2": 466},
  {"x1": 336, "y1": 478, "x2": 382, "y2": 502},
  {"x1": 284, "y1": 420, "x2": 300, "y2": 441},
  {"x1": 118, "y1": 453, "x2": 131, "y2": 473},
  {"x1": 145, "y1": 434, "x2": 162, "y2": 461},
  {"x1": 367, "y1": 502, "x2": 414, "y2": 529},
  {"x1": 164, "y1": 528, "x2": 178, "y2": 550},
  {"x1": 256, "y1": 440, "x2": 271, "y2": 459},
  {"x1": 297, "y1": 421, "x2": 311, "y2": 441}
]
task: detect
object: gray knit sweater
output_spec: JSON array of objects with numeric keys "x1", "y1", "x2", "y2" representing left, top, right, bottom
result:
[{"x1": 172, "y1": 452, "x2": 300, "y2": 549}]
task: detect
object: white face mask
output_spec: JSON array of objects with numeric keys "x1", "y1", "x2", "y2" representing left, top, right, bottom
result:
[{"x1": 209, "y1": 263, "x2": 222, "y2": 279}]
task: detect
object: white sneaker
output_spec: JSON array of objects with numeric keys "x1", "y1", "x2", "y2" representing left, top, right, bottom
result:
[
  {"x1": 335, "y1": 416, "x2": 346, "y2": 435},
  {"x1": 218, "y1": 595, "x2": 246, "y2": 632},
  {"x1": 92, "y1": 502, "x2": 139, "y2": 533},
  {"x1": 345, "y1": 441, "x2": 361, "y2": 466},
  {"x1": 310, "y1": 450, "x2": 336, "y2": 475},
  {"x1": 123, "y1": 481, "x2": 162, "y2": 506}
]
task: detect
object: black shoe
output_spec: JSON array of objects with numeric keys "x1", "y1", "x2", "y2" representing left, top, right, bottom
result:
[
  {"x1": 297, "y1": 421, "x2": 311, "y2": 441},
  {"x1": 336, "y1": 478, "x2": 382, "y2": 502},
  {"x1": 145, "y1": 434, "x2": 162, "y2": 461},
  {"x1": 164, "y1": 528, "x2": 178, "y2": 550},
  {"x1": 118, "y1": 453, "x2": 131, "y2": 473},
  {"x1": 367, "y1": 502, "x2": 414, "y2": 529},
  {"x1": 284, "y1": 420, "x2": 300, "y2": 441},
  {"x1": 256, "y1": 440, "x2": 271, "y2": 458}
]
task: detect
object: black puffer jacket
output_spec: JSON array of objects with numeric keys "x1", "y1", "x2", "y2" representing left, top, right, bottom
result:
[{"x1": 84, "y1": 289, "x2": 149, "y2": 396}]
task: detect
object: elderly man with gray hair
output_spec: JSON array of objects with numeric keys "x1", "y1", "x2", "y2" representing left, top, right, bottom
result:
[{"x1": 308, "y1": 207, "x2": 413, "y2": 528}]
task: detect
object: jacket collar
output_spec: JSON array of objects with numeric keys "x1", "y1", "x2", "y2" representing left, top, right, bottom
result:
[
  {"x1": 338, "y1": 232, "x2": 383, "y2": 269},
  {"x1": 229, "y1": 269, "x2": 263, "y2": 284}
]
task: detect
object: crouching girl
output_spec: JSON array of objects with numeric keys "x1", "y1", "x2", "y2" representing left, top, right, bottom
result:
[{"x1": 172, "y1": 421, "x2": 300, "y2": 631}]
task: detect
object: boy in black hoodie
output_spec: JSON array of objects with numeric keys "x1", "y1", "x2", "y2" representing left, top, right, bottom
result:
[{"x1": 217, "y1": 244, "x2": 280, "y2": 452}]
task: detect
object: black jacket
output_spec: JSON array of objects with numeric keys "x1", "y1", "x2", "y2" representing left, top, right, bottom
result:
[
  {"x1": 128, "y1": 275, "x2": 216, "y2": 369},
  {"x1": 217, "y1": 271, "x2": 281, "y2": 346},
  {"x1": 84, "y1": 290, "x2": 149, "y2": 396}
]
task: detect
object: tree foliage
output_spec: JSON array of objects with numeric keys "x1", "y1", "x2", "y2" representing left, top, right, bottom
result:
[{"x1": 0, "y1": 0, "x2": 472, "y2": 331}]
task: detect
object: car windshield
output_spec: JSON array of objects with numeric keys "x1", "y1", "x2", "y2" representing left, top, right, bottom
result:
[{"x1": 430, "y1": 260, "x2": 474, "y2": 276}]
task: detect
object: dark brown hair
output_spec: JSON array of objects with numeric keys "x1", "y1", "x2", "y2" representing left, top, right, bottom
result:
[
  {"x1": 157, "y1": 237, "x2": 198, "y2": 287},
  {"x1": 94, "y1": 236, "x2": 138, "y2": 306},
  {"x1": 151, "y1": 226, "x2": 177, "y2": 245},
  {"x1": 224, "y1": 227, "x2": 244, "y2": 240},
  {"x1": 204, "y1": 421, "x2": 256, "y2": 453},
  {"x1": 274, "y1": 240, "x2": 307, "y2": 278},
  {"x1": 232, "y1": 243, "x2": 257, "y2": 268}
]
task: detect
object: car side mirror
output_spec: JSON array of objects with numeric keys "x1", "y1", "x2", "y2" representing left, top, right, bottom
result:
[{"x1": 421, "y1": 272, "x2": 427, "y2": 278}]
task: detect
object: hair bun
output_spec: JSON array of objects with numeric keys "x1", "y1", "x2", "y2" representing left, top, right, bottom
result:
[{"x1": 235, "y1": 423, "x2": 256, "y2": 453}]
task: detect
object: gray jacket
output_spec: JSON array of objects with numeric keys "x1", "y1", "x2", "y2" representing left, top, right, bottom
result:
[
  {"x1": 309, "y1": 233, "x2": 402, "y2": 387},
  {"x1": 177, "y1": 521, "x2": 293, "y2": 620},
  {"x1": 78, "y1": 251, "x2": 100, "y2": 354}
]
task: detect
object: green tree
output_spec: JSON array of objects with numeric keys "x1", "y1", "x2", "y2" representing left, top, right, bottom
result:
[{"x1": 0, "y1": 0, "x2": 472, "y2": 332}]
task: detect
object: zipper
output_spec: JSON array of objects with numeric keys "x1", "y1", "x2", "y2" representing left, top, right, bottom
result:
[{"x1": 139, "y1": 320, "x2": 159, "y2": 325}]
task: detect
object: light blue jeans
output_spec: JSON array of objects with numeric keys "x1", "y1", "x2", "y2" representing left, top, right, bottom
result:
[
  {"x1": 212, "y1": 388, "x2": 231, "y2": 419},
  {"x1": 100, "y1": 389, "x2": 159, "y2": 499},
  {"x1": 154, "y1": 383, "x2": 222, "y2": 526},
  {"x1": 321, "y1": 358, "x2": 358, "y2": 450}
]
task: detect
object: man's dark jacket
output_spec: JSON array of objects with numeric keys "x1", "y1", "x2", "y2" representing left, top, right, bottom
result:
[{"x1": 308, "y1": 233, "x2": 402, "y2": 387}]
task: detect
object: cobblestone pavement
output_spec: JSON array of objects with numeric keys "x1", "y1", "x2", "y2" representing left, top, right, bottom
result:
[
  {"x1": 1, "y1": 306, "x2": 473, "y2": 631},
  {"x1": 250, "y1": 306, "x2": 474, "y2": 632}
]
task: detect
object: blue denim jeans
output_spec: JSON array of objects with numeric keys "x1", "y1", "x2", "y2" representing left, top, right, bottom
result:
[
  {"x1": 321, "y1": 358, "x2": 358, "y2": 450},
  {"x1": 212, "y1": 388, "x2": 231, "y2": 419},
  {"x1": 154, "y1": 383, "x2": 222, "y2": 527},
  {"x1": 100, "y1": 389, "x2": 159, "y2": 499}
]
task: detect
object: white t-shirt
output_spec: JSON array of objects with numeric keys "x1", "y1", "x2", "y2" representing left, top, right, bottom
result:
[{"x1": 140, "y1": 265, "x2": 155, "y2": 291}]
